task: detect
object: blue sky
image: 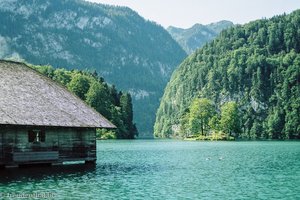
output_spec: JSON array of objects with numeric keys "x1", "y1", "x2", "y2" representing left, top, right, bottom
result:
[{"x1": 87, "y1": 0, "x2": 300, "y2": 28}]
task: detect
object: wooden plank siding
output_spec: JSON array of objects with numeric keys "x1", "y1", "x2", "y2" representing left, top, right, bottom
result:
[
  {"x1": 13, "y1": 151, "x2": 59, "y2": 162},
  {"x1": 0, "y1": 125, "x2": 96, "y2": 166},
  {"x1": 58, "y1": 128, "x2": 96, "y2": 161}
]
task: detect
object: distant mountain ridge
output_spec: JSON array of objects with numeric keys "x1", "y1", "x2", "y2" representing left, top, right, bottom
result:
[
  {"x1": 167, "y1": 20, "x2": 234, "y2": 54},
  {"x1": 0, "y1": 0, "x2": 187, "y2": 137}
]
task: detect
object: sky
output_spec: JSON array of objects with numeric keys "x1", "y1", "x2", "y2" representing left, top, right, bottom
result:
[{"x1": 86, "y1": 0, "x2": 300, "y2": 28}]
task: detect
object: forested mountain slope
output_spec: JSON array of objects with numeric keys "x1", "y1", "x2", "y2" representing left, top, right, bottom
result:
[
  {"x1": 155, "y1": 10, "x2": 300, "y2": 139},
  {"x1": 0, "y1": 0, "x2": 186, "y2": 137},
  {"x1": 167, "y1": 21, "x2": 234, "y2": 54}
]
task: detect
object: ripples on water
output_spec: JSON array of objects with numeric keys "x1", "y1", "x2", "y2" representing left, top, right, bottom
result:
[{"x1": 0, "y1": 140, "x2": 299, "y2": 200}]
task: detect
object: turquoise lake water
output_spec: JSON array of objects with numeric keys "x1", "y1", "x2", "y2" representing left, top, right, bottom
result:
[{"x1": 0, "y1": 140, "x2": 299, "y2": 199}]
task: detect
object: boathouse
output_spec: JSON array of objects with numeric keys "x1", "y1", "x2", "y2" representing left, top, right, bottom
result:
[{"x1": 0, "y1": 60, "x2": 115, "y2": 167}]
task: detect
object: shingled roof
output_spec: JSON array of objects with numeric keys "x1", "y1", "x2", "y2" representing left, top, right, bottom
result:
[{"x1": 0, "y1": 60, "x2": 115, "y2": 128}]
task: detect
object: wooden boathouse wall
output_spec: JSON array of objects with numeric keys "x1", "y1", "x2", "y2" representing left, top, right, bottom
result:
[
  {"x1": 0, "y1": 125, "x2": 96, "y2": 167},
  {"x1": 0, "y1": 60, "x2": 115, "y2": 167}
]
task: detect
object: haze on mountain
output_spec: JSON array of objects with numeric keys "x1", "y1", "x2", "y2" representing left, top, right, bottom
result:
[
  {"x1": 155, "y1": 10, "x2": 300, "y2": 139},
  {"x1": 167, "y1": 20, "x2": 234, "y2": 54},
  {"x1": 0, "y1": 0, "x2": 186, "y2": 138}
]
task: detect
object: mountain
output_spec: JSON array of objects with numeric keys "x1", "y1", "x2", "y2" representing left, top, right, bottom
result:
[
  {"x1": 155, "y1": 10, "x2": 300, "y2": 139},
  {"x1": 0, "y1": 0, "x2": 187, "y2": 138},
  {"x1": 167, "y1": 20, "x2": 234, "y2": 54}
]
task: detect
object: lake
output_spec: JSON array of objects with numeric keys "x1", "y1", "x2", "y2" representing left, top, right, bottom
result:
[{"x1": 0, "y1": 140, "x2": 299, "y2": 199}]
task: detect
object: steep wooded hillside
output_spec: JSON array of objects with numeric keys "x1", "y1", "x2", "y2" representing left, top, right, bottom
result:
[{"x1": 155, "y1": 10, "x2": 300, "y2": 139}]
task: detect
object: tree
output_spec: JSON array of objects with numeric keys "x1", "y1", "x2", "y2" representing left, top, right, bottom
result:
[
  {"x1": 180, "y1": 110, "x2": 190, "y2": 137},
  {"x1": 35, "y1": 65, "x2": 55, "y2": 78},
  {"x1": 86, "y1": 81, "x2": 111, "y2": 119},
  {"x1": 220, "y1": 102, "x2": 240, "y2": 136},
  {"x1": 53, "y1": 68, "x2": 72, "y2": 85},
  {"x1": 67, "y1": 73, "x2": 90, "y2": 100},
  {"x1": 250, "y1": 67, "x2": 263, "y2": 101},
  {"x1": 120, "y1": 93, "x2": 133, "y2": 125},
  {"x1": 109, "y1": 85, "x2": 120, "y2": 106},
  {"x1": 120, "y1": 93, "x2": 137, "y2": 139},
  {"x1": 249, "y1": 120, "x2": 263, "y2": 139},
  {"x1": 188, "y1": 98, "x2": 215, "y2": 136},
  {"x1": 267, "y1": 107, "x2": 285, "y2": 139},
  {"x1": 268, "y1": 23, "x2": 280, "y2": 54},
  {"x1": 208, "y1": 115, "x2": 220, "y2": 132},
  {"x1": 110, "y1": 106, "x2": 126, "y2": 139}
]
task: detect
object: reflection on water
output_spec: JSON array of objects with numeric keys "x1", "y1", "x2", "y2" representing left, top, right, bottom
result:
[
  {"x1": 0, "y1": 164, "x2": 96, "y2": 184},
  {"x1": 0, "y1": 140, "x2": 299, "y2": 200},
  {"x1": 0, "y1": 162, "x2": 161, "y2": 185}
]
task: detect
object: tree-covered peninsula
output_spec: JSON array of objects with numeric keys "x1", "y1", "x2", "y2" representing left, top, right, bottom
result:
[
  {"x1": 155, "y1": 10, "x2": 300, "y2": 140},
  {"x1": 30, "y1": 64, "x2": 137, "y2": 139}
]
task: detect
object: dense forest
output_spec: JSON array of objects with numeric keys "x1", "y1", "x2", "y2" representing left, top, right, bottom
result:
[
  {"x1": 0, "y1": 0, "x2": 186, "y2": 137},
  {"x1": 155, "y1": 10, "x2": 300, "y2": 139},
  {"x1": 167, "y1": 20, "x2": 234, "y2": 54},
  {"x1": 30, "y1": 64, "x2": 137, "y2": 139}
]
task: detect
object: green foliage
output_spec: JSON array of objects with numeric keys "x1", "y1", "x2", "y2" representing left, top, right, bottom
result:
[
  {"x1": 179, "y1": 110, "x2": 190, "y2": 137},
  {"x1": 67, "y1": 73, "x2": 91, "y2": 100},
  {"x1": 119, "y1": 93, "x2": 138, "y2": 139},
  {"x1": 31, "y1": 64, "x2": 138, "y2": 139},
  {"x1": 53, "y1": 69, "x2": 72, "y2": 85},
  {"x1": 155, "y1": 10, "x2": 300, "y2": 139},
  {"x1": 267, "y1": 107, "x2": 285, "y2": 139},
  {"x1": 86, "y1": 81, "x2": 111, "y2": 118},
  {"x1": 188, "y1": 98, "x2": 215, "y2": 136},
  {"x1": 180, "y1": 99, "x2": 240, "y2": 137},
  {"x1": 184, "y1": 132, "x2": 235, "y2": 141},
  {"x1": 249, "y1": 120, "x2": 263, "y2": 139},
  {"x1": 96, "y1": 129, "x2": 116, "y2": 140},
  {"x1": 0, "y1": 0, "x2": 187, "y2": 136},
  {"x1": 220, "y1": 102, "x2": 240, "y2": 136},
  {"x1": 208, "y1": 115, "x2": 221, "y2": 132}
]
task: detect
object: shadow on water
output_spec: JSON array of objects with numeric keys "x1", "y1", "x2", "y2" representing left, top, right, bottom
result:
[
  {"x1": 0, "y1": 164, "x2": 97, "y2": 184},
  {"x1": 96, "y1": 162, "x2": 161, "y2": 175},
  {"x1": 0, "y1": 162, "x2": 160, "y2": 184}
]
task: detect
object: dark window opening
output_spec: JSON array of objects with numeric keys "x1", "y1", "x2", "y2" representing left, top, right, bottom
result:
[
  {"x1": 28, "y1": 130, "x2": 35, "y2": 142},
  {"x1": 28, "y1": 129, "x2": 45, "y2": 143}
]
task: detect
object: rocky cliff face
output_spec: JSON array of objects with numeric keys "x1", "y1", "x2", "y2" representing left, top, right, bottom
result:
[{"x1": 167, "y1": 20, "x2": 234, "y2": 54}]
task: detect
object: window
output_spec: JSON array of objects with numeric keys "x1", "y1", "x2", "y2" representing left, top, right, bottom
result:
[
  {"x1": 28, "y1": 129, "x2": 45, "y2": 143},
  {"x1": 28, "y1": 130, "x2": 35, "y2": 142}
]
